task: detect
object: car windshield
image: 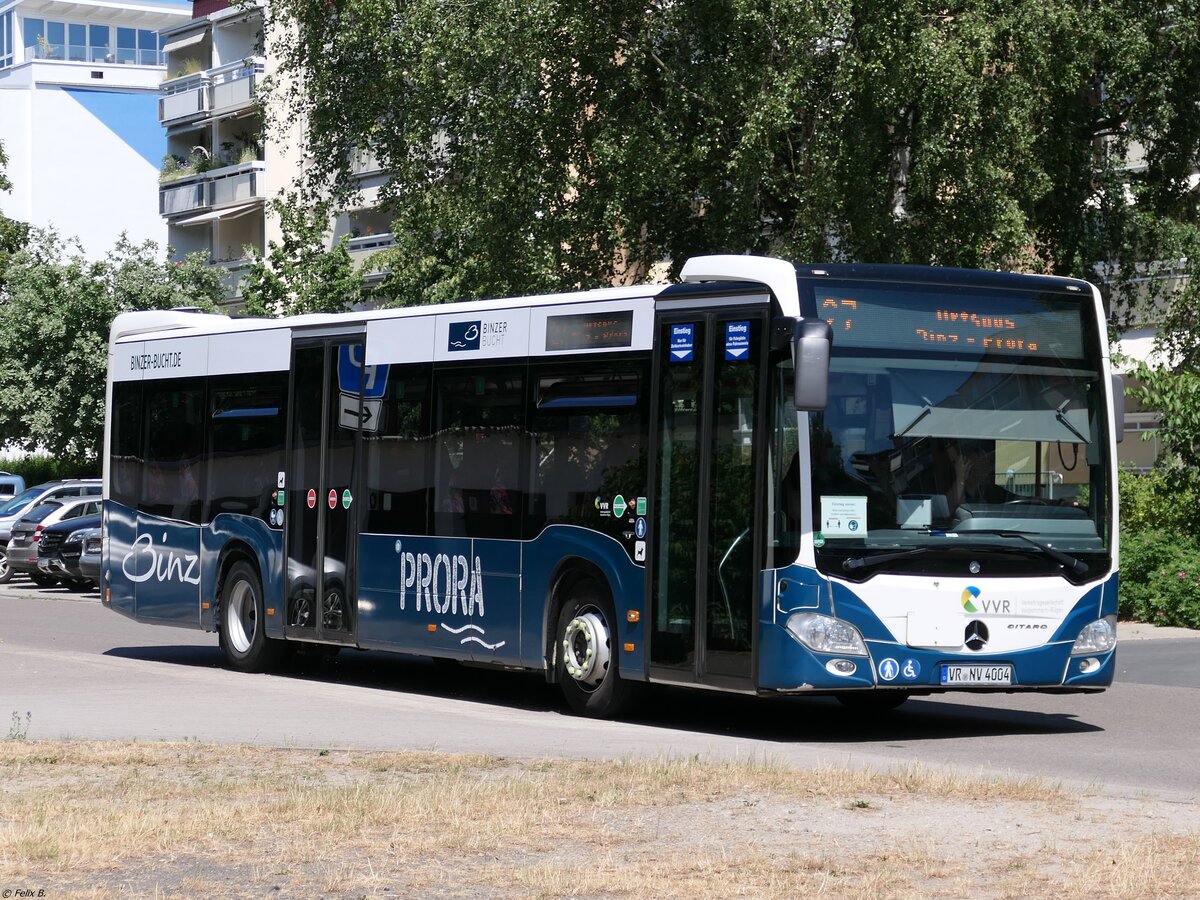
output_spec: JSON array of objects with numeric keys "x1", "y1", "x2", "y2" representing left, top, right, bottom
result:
[
  {"x1": 806, "y1": 281, "x2": 1111, "y2": 580},
  {"x1": 0, "y1": 486, "x2": 47, "y2": 516},
  {"x1": 22, "y1": 501, "x2": 64, "y2": 524}
]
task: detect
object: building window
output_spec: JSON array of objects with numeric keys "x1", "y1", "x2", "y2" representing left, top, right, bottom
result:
[
  {"x1": 0, "y1": 11, "x2": 13, "y2": 68},
  {"x1": 116, "y1": 26, "x2": 136, "y2": 64},
  {"x1": 12, "y1": 16, "x2": 159, "y2": 66},
  {"x1": 68, "y1": 23, "x2": 86, "y2": 62},
  {"x1": 138, "y1": 29, "x2": 158, "y2": 65},
  {"x1": 88, "y1": 24, "x2": 109, "y2": 62}
]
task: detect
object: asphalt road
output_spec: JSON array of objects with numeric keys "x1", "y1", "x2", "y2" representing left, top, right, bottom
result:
[{"x1": 3, "y1": 578, "x2": 1198, "y2": 799}]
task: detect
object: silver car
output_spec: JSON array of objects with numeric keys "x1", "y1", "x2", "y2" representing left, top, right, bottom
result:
[{"x1": 0, "y1": 480, "x2": 102, "y2": 583}]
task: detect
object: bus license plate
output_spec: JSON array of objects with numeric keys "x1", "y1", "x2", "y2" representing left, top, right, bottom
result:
[{"x1": 940, "y1": 664, "x2": 1012, "y2": 686}]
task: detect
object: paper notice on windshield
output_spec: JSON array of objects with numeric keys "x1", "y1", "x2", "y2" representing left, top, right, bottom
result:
[{"x1": 820, "y1": 496, "x2": 867, "y2": 537}]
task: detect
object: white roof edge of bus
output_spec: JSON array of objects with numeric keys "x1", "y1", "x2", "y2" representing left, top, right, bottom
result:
[
  {"x1": 679, "y1": 255, "x2": 800, "y2": 318},
  {"x1": 110, "y1": 284, "x2": 665, "y2": 343}
]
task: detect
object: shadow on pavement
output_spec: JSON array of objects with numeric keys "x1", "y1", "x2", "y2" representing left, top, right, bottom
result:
[{"x1": 106, "y1": 642, "x2": 1103, "y2": 743}]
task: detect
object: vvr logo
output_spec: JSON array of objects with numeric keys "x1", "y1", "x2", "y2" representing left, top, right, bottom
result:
[{"x1": 448, "y1": 321, "x2": 481, "y2": 352}]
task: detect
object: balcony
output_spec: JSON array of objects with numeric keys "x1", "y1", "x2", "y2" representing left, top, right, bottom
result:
[
  {"x1": 159, "y1": 72, "x2": 210, "y2": 126},
  {"x1": 160, "y1": 161, "x2": 267, "y2": 219},
  {"x1": 213, "y1": 257, "x2": 253, "y2": 301},
  {"x1": 209, "y1": 58, "x2": 265, "y2": 117}
]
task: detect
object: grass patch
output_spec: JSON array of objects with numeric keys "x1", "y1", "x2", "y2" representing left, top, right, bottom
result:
[{"x1": 0, "y1": 740, "x2": 1193, "y2": 897}]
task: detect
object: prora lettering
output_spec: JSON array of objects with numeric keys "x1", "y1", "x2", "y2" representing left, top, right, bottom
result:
[{"x1": 400, "y1": 552, "x2": 484, "y2": 616}]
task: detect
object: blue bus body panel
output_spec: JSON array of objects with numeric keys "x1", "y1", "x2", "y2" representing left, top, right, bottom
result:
[
  {"x1": 758, "y1": 563, "x2": 1116, "y2": 691},
  {"x1": 357, "y1": 534, "x2": 521, "y2": 663},
  {"x1": 357, "y1": 525, "x2": 646, "y2": 677},
  {"x1": 104, "y1": 501, "x2": 138, "y2": 619},
  {"x1": 104, "y1": 502, "x2": 283, "y2": 633},
  {"x1": 521, "y1": 526, "x2": 646, "y2": 678},
  {"x1": 104, "y1": 501, "x2": 202, "y2": 627},
  {"x1": 202, "y1": 514, "x2": 286, "y2": 636}
]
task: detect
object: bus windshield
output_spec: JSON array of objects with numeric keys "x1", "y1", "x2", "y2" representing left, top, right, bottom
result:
[{"x1": 806, "y1": 282, "x2": 1112, "y2": 580}]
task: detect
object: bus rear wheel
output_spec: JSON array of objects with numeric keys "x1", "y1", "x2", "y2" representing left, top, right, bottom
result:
[
  {"x1": 556, "y1": 580, "x2": 638, "y2": 718},
  {"x1": 219, "y1": 560, "x2": 282, "y2": 672}
]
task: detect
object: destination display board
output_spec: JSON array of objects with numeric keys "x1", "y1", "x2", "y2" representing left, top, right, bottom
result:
[{"x1": 545, "y1": 310, "x2": 635, "y2": 351}]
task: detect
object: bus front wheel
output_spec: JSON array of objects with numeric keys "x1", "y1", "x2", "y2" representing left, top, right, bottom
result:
[
  {"x1": 219, "y1": 560, "x2": 281, "y2": 673},
  {"x1": 556, "y1": 580, "x2": 638, "y2": 718}
]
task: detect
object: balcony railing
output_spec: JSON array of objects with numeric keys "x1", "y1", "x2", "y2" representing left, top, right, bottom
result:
[
  {"x1": 160, "y1": 161, "x2": 267, "y2": 217},
  {"x1": 160, "y1": 175, "x2": 208, "y2": 216},
  {"x1": 209, "y1": 58, "x2": 265, "y2": 116},
  {"x1": 213, "y1": 257, "x2": 253, "y2": 300},
  {"x1": 26, "y1": 43, "x2": 161, "y2": 65},
  {"x1": 159, "y1": 58, "x2": 265, "y2": 127},
  {"x1": 159, "y1": 72, "x2": 210, "y2": 125},
  {"x1": 347, "y1": 233, "x2": 395, "y2": 255}
]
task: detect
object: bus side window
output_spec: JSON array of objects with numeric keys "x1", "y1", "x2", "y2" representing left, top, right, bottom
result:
[
  {"x1": 141, "y1": 379, "x2": 205, "y2": 524},
  {"x1": 528, "y1": 364, "x2": 647, "y2": 538},
  {"x1": 364, "y1": 367, "x2": 431, "y2": 536},
  {"x1": 432, "y1": 368, "x2": 525, "y2": 539}
]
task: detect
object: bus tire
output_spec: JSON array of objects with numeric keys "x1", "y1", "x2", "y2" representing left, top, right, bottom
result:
[
  {"x1": 219, "y1": 560, "x2": 282, "y2": 673},
  {"x1": 555, "y1": 579, "x2": 638, "y2": 718},
  {"x1": 835, "y1": 690, "x2": 910, "y2": 712}
]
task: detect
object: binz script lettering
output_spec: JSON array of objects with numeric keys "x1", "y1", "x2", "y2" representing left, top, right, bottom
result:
[{"x1": 121, "y1": 532, "x2": 200, "y2": 585}]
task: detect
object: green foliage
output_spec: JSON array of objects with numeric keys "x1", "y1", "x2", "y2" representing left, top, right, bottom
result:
[
  {"x1": 241, "y1": 194, "x2": 370, "y2": 316},
  {"x1": 0, "y1": 453, "x2": 97, "y2": 484},
  {"x1": 264, "y1": 0, "x2": 1200, "y2": 308},
  {"x1": 1118, "y1": 528, "x2": 1200, "y2": 628},
  {"x1": 1118, "y1": 467, "x2": 1200, "y2": 535},
  {"x1": 1119, "y1": 468, "x2": 1200, "y2": 626},
  {"x1": 0, "y1": 231, "x2": 223, "y2": 461},
  {"x1": 1127, "y1": 344, "x2": 1200, "y2": 470}
]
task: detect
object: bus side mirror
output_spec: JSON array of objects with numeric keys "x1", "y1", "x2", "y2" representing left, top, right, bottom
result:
[
  {"x1": 1111, "y1": 373, "x2": 1125, "y2": 443},
  {"x1": 793, "y1": 320, "x2": 832, "y2": 411}
]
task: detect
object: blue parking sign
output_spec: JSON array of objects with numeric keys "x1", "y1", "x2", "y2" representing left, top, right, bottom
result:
[{"x1": 338, "y1": 344, "x2": 389, "y2": 399}]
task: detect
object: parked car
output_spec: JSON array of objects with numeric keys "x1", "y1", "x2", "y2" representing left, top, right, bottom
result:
[
  {"x1": 38, "y1": 513, "x2": 101, "y2": 591},
  {"x1": 0, "y1": 471, "x2": 26, "y2": 500},
  {"x1": 0, "y1": 479, "x2": 102, "y2": 583},
  {"x1": 5, "y1": 497, "x2": 102, "y2": 586},
  {"x1": 78, "y1": 528, "x2": 102, "y2": 586}
]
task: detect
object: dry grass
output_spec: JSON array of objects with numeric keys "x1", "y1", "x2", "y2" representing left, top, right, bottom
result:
[{"x1": 0, "y1": 740, "x2": 1196, "y2": 898}]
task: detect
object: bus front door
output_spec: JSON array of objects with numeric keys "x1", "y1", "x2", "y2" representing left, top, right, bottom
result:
[
  {"x1": 285, "y1": 338, "x2": 368, "y2": 646},
  {"x1": 648, "y1": 309, "x2": 767, "y2": 689}
]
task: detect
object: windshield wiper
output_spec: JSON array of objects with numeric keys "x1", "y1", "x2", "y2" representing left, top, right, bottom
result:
[
  {"x1": 1055, "y1": 400, "x2": 1089, "y2": 445},
  {"x1": 843, "y1": 547, "x2": 929, "y2": 572},
  {"x1": 936, "y1": 528, "x2": 1089, "y2": 575},
  {"x1": 892, "y1": 405, "x2": 931, "y2": 441}
]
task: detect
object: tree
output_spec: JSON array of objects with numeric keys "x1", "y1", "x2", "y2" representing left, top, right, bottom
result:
[
  {"x1": 263, "y1": 0, "x2": 1199, "y2": 310},
  {"x1": 0, "y1": 138, "x2": 30, "y2": 292},
  {"x1": 240, "y1": 194, "x2": 370, "y2": 316},
  {"x1": 0, "y1": 232, "x2": 223, "y2": 461}
]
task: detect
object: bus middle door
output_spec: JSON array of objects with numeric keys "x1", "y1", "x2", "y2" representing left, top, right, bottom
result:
[{"x1": 285, "y1": 337, "x2": 374, "y2": 646}]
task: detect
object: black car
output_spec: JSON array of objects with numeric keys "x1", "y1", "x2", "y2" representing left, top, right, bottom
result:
[
  {"x1": 78, "y1": 529, "x2": 102, "y2": 586},
  {"x1": 37, "y1": 513, "x2": 101, "y2": 591}
]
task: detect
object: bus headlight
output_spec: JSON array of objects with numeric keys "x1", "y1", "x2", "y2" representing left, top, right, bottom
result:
[
  {"x1": 1071, "y1": 616, "x2": 1117, "y2": 655},
  {"x1": 786, "y1": 613, "x2": 868, "y2": 657}
]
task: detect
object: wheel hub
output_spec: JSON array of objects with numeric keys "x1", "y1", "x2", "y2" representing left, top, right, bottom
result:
[{"x1": 562, "y1": 611, "x2": 611, "y2": 687}]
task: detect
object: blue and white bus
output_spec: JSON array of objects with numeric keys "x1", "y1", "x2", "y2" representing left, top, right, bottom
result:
[{"x1": 102, "y1": 255, "x2": 1121, "y2": 716}]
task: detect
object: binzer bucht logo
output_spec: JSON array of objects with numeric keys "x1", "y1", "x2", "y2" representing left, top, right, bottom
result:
[{"x1": 448, "y1": 321, "x2": 481, "y2": 352}]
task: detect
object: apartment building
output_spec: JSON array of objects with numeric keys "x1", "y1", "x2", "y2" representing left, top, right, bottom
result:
[
  {"x1": 157, "y1": 0, "x2": 392, "y2": 306},
  {"x1": 0, "y1": 0, "x2": 190, "y2": 257}
]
